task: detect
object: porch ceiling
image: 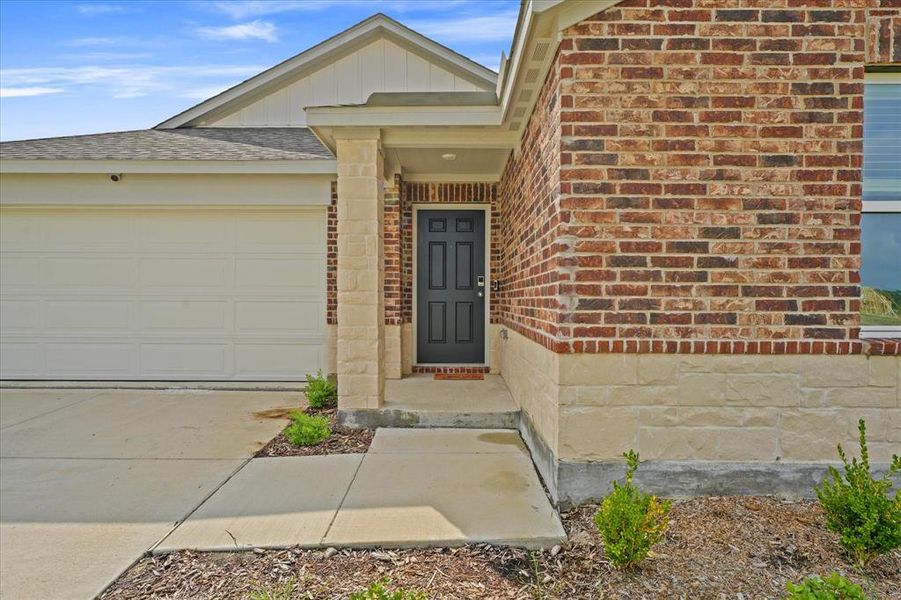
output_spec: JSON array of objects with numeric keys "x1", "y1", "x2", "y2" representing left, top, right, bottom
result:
[{"x1": 388, "y1": 146, "x2": 510, "y2": 183}]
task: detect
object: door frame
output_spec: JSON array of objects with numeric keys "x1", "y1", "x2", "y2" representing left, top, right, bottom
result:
[{"x1": 411, "y1": 203, "x2": 491, "y2": 366}]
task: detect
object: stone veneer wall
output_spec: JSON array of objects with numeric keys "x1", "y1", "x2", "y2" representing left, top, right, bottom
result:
[{"x1": 493, "y1": 1, "x2": 901, "y2": 505}]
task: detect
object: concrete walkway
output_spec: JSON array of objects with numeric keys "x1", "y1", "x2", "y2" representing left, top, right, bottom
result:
[
  {"x1": 0, "y1": 387, "x2": 301, "y2": 600},
  {"x1": 158, "y1": 428, "x2": 565, "y2": 552},
  {"x1": 1, "y1": 388, "x2": 564, "y2": 600}
]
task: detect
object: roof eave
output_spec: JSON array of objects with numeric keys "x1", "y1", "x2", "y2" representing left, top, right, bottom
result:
[{"x1": 0, "y1": 159, "x2": 338, "y2": 175}]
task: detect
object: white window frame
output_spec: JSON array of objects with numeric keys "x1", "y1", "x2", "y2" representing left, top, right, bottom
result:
[{"x1": 860, "y1": 70, "x2": 901, "y2": 339}]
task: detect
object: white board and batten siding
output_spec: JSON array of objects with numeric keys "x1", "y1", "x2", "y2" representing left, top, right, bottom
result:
[
  {"x1": 0, "y1": 206, "x2": 327, "y2": 381},
  {"x1": 210, "y1": 38, "x2": 487, "y2": 127}
]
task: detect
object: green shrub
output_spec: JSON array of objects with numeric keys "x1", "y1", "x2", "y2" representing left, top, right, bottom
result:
[
  {"x1": 593, "y1": 450, "x2": 671, "y2": 569},
  {"x1": 349, "y1": 579, "x2": 426, "y2": 600},
  {"x1": 304, "y1": 369, "x2": 337, "y2": 409},
  {"x1": 784, "y1": 572, "x2": 868, "y2": 600},
  {"x1": 284, "y1": 411, "x2": 330, "y2": 446},
  {"x1": 814, "y1": 419, "x2": 901, "y2": 568}
]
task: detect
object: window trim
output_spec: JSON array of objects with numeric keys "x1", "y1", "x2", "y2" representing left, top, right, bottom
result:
[{"x1": 861, "y1": 69, "x2": 901, "y2": 338}]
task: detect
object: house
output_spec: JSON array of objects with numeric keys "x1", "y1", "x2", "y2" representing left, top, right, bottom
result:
[{"x1": 1, "y1": 1, "x2": 899, "y2": 506}]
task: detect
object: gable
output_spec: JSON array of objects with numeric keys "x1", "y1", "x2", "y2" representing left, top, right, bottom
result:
[
  {"x1": 209, "y1": 37, "x2": 490, "y2": 127},
  {"x1": 157, "y1": 14, "x2": 497, "y2": 130}
]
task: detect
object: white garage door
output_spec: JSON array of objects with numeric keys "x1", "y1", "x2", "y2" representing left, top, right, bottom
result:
[{"x1": 0, "y1": 207, "x2": 326, "y2": 380}]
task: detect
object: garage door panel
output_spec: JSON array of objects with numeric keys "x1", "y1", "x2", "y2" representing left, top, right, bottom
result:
[
  {"x1": 236, "y1": 213, "x2": 324, "y2": 252},
  {"x1": 43, "y1": 215, "x2": 133, "y2": 251},
  {"x1": 0, "y1": 301, "x2": 39, "y2": 331},
  {"x1": 234, "y1": 257, "x2": 322, "y2": 290},
  {"x1": 0, "y1": 207, "x2": 326, "y2": 380},
  {"x1": 140, "y1": 300, "x2": 228, "y2": 332},
  {"x1": 235, "y1": 300, "x2": 324, "y2": 334},
  {"x1": 0, "y1": 343, "x2": 41, "y2": 375},
  {"x1": 45, "y1": 343, "x2": 136, "y2": 375},
  {"x1": 1, "y1": 257, "x2": 42, "y2": 287},
  {"x1": 140, "y1": 344, "x2": 228, "y2": 376},
  {"x1": 137, "y1": 215, "x2": 235, "y2": 251},
  {"x1": 139, "y1": 257, "x2": 228, "y2": 288},
  {"x1": 46, "y1": 258, "x2": 134, "y2": 288},
  {"x1": 234, "y1": 344, "x2": 323, "y2": 379},
  {"x1": 45, "y1": 300, "x2": 131, "y2": 332}
]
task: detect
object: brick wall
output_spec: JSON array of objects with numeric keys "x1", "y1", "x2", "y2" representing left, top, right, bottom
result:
[
  {"x1": 496, "y1": 62, "x2": 567, "y2": 349},
  {"x1": 326, "y1": 180, "x2": 337, "y2": 325},
  {"x1": 385, "y1": 176, "x2": 402, "y2": 325},
  {"x1": 556, "y1": 0, "x2": 875, "y2": 352},
  {"x1": 495, "y1": 0, "x2": 901, "y2": 356},
  {"x1": 867, "y1": 3, "x2": 901, "y2": 63}
]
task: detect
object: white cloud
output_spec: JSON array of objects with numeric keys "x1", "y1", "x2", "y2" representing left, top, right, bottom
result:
[
  {"x1": 65, "y1": 36, "x2": 124, "y2": 47},
  {"x1": 211, "y1": 0, "x2": 472, "y2": 19},
  {"x1": 405, "y1": 11, "x2": 518, "y2": 43},
  {"x1": 0, "y1": 87, "x2": 64, "y2": 98},
  {"x1": 77, "y1": 3, "x2": 131, "y2": 15},
  {"x1": 0, "y1": 64, "x2": 263, "y2": 99},
  {"x1": 198, "y1": 20, "x2": 278, "y2": 42}
]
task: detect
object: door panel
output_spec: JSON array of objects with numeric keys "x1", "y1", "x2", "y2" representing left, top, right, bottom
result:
[{"x1": 416, "y1": 210, "x2": 485, "y2": 363}]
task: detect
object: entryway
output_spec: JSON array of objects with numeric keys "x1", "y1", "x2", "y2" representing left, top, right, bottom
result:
[{"x1": 415, "y1": 208, "x2": 487, "y2": 365}]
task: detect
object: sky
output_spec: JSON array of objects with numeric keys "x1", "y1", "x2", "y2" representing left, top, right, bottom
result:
[{"x1": 0, "y1": 0, "x2": 518, "y2": 141}]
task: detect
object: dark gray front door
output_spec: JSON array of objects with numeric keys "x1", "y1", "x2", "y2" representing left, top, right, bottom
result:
[{"x1": 416, "y1": 210, "x2": 485, "y2": 364}]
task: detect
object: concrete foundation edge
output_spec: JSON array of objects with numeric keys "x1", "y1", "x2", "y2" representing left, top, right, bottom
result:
[
  {"x1": 516, "y1": 402, "x2": 894, "y2": 509},
  {"x1": 338, "y1": 408, "x2": 519, "y2": 430}
]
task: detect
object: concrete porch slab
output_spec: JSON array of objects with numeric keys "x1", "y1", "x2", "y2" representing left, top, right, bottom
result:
[
  {"x1": 340, "y1": 374, "x2": 520, "y2": 429},
  {"x1": 156, "y1": 455, "x2": 363, "y2": 553},
  {"x1": 368, "y1": 428, "x2": 527, "y2": 454},
  {"x1": 324, "y1": 429, "x2": 565, "y2": 549}
]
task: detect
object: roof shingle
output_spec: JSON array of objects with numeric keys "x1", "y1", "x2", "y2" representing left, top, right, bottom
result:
[{"x1": 0, "y1": 128, "x2": 333, "y2": 161}]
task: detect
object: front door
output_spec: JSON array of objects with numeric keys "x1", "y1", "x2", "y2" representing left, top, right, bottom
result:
[{"x1": 416, "y1": 209, "x2": 486, "y2": 363}]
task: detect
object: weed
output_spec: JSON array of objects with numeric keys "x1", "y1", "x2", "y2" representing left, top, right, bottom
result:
[
  {"x1": 349, "y1": 579, "x2": 427, "y2": 600},
  {"x1": 784, "y1": 572, "x2": 868, "y2": 600}
]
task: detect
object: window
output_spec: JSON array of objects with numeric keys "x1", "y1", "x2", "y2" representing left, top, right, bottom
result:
[{"x1": 861, "y1": 71, "x2": 901, "y2": 337}]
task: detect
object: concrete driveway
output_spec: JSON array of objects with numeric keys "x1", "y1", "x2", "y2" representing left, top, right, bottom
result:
[{"x1": 0, "y1": 387, "x2": 301, "y2": 600}]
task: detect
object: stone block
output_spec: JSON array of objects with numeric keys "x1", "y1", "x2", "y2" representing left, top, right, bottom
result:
[
  {"x1": 868, "y1": 356, "x2": 898, "y2": 388},
  {"x1": 638, "y1": 355, "x2": 679, "y2": 384},
  {"x1": 724, "y1": 373, "x2": 799, "y2": 406},
  {"x1": 558, "y1": 406, "x2": 638, "y2": 461},
  {"x1": 560, "y1": 354, "x2": 637, "y2": 385}
]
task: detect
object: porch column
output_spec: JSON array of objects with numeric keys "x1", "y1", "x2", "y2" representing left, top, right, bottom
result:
[{"x1": 335, "y1": 129, "x2": 385, "y2": 410}]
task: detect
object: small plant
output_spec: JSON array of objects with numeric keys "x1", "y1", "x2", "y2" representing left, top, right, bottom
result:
[
  {"x1": 349, "y1": 579, "x2": 427, "y2": 600},
  {"x1": 304, "y1": 370, "x2": 337, "y2": 409},
  {"x1": 814, "y1": 419, "x2": 900, "y2": 568},
  {"x1": 248, "y1": 579, "x2": 295, "y2": 600},
  {"x1": 284, "y1": 411, "x2": 330, "y2": 446},
  {"x1": 593, "y1": 450, "x2": 671, "y2": 569},
  {"x1": 784, "y1": 572, "x2": 868, "y2": 600}
]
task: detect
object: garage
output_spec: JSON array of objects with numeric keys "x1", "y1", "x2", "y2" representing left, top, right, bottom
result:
[{"x1": 0, "y1": 206, "x2": 327, "y2": 380}]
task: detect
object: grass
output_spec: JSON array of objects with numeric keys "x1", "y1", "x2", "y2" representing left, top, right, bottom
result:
[{"x1": 861, "y1": 313, "x2": 901, "y2": 326}]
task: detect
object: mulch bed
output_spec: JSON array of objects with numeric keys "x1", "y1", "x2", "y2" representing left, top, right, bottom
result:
[
  {"x1": 101, "y1": 497, "x2": 899, "y2": 599},
  {"x1": 254, "y1": 408, "x2": 373, "y2": 457}
]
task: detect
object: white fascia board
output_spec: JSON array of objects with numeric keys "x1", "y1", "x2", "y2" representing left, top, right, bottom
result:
[
  {"x1": 382, "y1": 128, "x2": 520, "y2": 149},
  {"x1": 0, "y1": 159, "x2": 338, "y2": 175},
  {"x1": 403, "y1": 173, "x2": 500, "y2": 183},
  {"x1": 306, "y1": 105, "x2": 502, "y2": 127},
  {"x1": 156, "y1": 15, "x2": 497, "y2": 130}
]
